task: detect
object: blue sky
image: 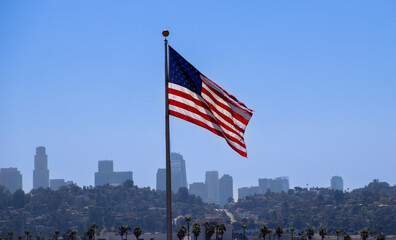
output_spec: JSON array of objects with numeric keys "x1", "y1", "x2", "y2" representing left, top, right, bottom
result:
[{"x1": 1, "y1": 1, "x2": 395, "y2": 194}]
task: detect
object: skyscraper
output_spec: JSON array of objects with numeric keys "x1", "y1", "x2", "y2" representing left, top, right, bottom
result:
[
  {"x1": 171, "y1": 152, "x2": 187, "y2": 192},
  {"x1": 189, "y1": 182, "x2": 207, "y2": 201},
  {"x1": 156, "y1": 168, "x2": 166, "y2": 191},
  {"x1": 94, "y1": 160, "x2": 133, "y2": 186},
  {"x1": 0, "y1": 168, "x2": 22, "y2": 193},
  {"x1": 205, "y1": 171, "x2": 219, "y2": 205},
  {"x1": 258, "y1": 177, "x2": 289, "y2": 193},
  {"x1": 219, "y1": 174, "x2": 233, "y2": 207},
  {"x1": 331, "y1": 176, "x2": 343, "y2": 191},
  {"x1": 258, "y1": 178, "x2": 270, "y2": 194},
  {"x1": 33, "y1": 146, "x2": 49, "y2": 189}
]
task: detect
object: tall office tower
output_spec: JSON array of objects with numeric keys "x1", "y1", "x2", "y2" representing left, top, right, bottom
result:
[
  {"x1": 331, "y1": 176, "x2": 344, "y2": 191},
  {"x1": 171, "y1": 152, "x2": 187, "y2": 192},
  {"x1": 238, "y1": 187, "x2": 250, "y2": 199},
  {"x1": 189, "y1": 182, "x2": 207, "y2": 202},
  {"x1": 219, "y1": 174, "x2": 233, "y2": 207},
  {"x1": 258, "y1": 178, "x2": 270, "y2": 194},
  {"x1": 33, "y1": 146, "x2": 50, "y2": 189},
  {"x1": 98, "y1": 160, "x2": 113, "y2": 173},
  {"x1": 94, "y1": 160, "x2": 133, "y2": 186},
  {"x1": 281, "y1": 177, "x2": 290, "y2": 192},
  {"x1": 238, "y1": 186, "x2": 260, "y2": 199},
  {"x1": 156, "y1": 168, "x2": 166, "y2": 191},
  {"x1": 0, "y1": 168, "x2": 22, "y2": 193},
  {"x1": 205, "y1": 171, "x2": 219, "y2": 205}
]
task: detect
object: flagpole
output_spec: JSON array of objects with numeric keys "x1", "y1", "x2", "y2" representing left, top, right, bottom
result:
[{"x1": 163, "y1": 29, "x2": 172, "y2": 240}]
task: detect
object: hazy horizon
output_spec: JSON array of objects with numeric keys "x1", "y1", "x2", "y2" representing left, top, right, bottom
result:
[{"x1": 1, "y1": 1, "x2": 395, "y2": 194}]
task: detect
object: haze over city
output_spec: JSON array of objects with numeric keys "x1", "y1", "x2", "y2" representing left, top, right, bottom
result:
[{"x1": 1, "y1": 1, "x2": 396, "y2": 193}]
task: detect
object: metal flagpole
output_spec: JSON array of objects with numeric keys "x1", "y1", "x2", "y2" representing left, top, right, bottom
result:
[{"x1": 163, "y1": 29, "x2": 172, "y2": 240}]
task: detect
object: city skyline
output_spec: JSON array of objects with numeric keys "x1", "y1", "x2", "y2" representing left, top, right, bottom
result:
[{"x1": 0, "y1": 145, "x2": 367, "y2": 199}]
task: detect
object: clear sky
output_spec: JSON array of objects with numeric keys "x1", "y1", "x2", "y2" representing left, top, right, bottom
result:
[{"x1": 1, "y1": 1, "x2": 395, "y2": 194}]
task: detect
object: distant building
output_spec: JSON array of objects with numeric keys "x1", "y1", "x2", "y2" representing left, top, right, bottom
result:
[
  {"x1": 238, "y1": 187, "x2": 250, "y2": 199},
  {"x1": 94, "y1": 160, "x2": 133, "y2": 187},
  {"x1": 270, "y1": 177, "x2": 289, "y2": 193},
  {"x1": 189, "y1": 182, "x2": 207, "y2": 202},
  {"x1": 33, "y1": 146, "x2": 50, "y2": 189},
  {"x1": 219, "y1": 174, "x2": 233, "y2": 207},
  {"x1": 258, "y1": 177, "x2": 289, "y2": 193},
  {"x1": 0, "y1": 168, "x2": 22, "y2": 193},
  {"x1": 258, "y1": 178, "x2": 270, "y2": 194},
  {"x1": 206, "y1": 171, "x2": 219, "y2": 205},
  {"x1": 171, "y1": 153, "x2": 187, "y2": 192},
  {"x1": 331, "y1": 176, "x2": 343, "y2": 191},
  {"x1": 156, "y1": 168, "x2": 166, "y2": 191},
  {"x1": 238, "y1": 186, "x2": 260, "y2": 199},
  {"x1": 50, "y1": 179, "x2": 73, "y2": 191}
]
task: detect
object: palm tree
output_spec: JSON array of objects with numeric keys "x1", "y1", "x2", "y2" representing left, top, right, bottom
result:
[
  {"x1": 177, "y1": 226, "x2": 187, "y2": 240},
  {"x1": 290, "y1": 228, "x2": 295, "y2": 240},
  {"x1": 204, "y1": 222, "x2": 215, "y2": 240},
  {"x1": 68, "y1": 231, "x2": 77, "y2": 240},
  {"x1": 306, "y1": 228, "x2": 314, "y2": 240},
  {"x1": 8, "y1": 233, "x2": 14, "y2": 240},
  {"x1": 319, "y1": 228, "x2": 327, "y2": 240},
  {"x1": 91, "y1": 224, "x2": 99, "y2": 240},
  {"x1": 24, "y1": 231, "x2": 31, "y2": 240},
  {"x1": 53, "y1": 230, "x2": 60, "y2": 240},
  {"x1": 185, "y1": 217, "x2": 191, "y2": 240},
  {"x1": 192, "y1": 223, "x2": 201, "y2": 240},
  {"x1": 268, "y1": 229, "x2": 273, "y2": 240},
  {"x1": 376, "y1": 233, "x2": 386, "y2": 240},
  {"x1": 118, "y1": 226, "x2": 127, "y2": 240},
  {"x1": 125, "y1": 226, "x2": 131, "y2": 240},
  {"x1": 242, "y1": 225, "x2": 247, "y2": 240},
  {"x1": 335, "y1": 230, "x2": 341, "y2": 240},
  {"x1": 343, "y1": 234, "x2": 351, "y2": 240},
  {"x1": 133, "y1": 227, "x2": 142, "y2": 240},
  {"x1": 216, "y1": 224, "x2": 226, "y2": 240},
  {"x1": 275, "y1": 226, "x2": 283, "y2": 240},
  {"x1": 18, "y1": 236, "x2": 23, "y2": 240},
  {"x1": 260, "y1": 225, "x2": 270, "y2": 240},
  {"x1": 360, "y1": 229, "x2": 369, "y2": 240}
]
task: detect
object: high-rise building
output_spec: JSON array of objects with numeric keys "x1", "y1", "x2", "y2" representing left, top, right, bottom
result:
[
  {"x1": 33, "y1": 146, "x2": 49, "y2": 189},
  {"x1": 270, "y1": 177, "x2": 289, "y2": 193},
  {"x1": 205, "y1": 171, "x2": 219, "y2": 205},
  {"x1": 50, "y1": 179, "x2": 73, "y2": 191},
  {"x1": 219, "y1": 174, "x2": 233, "y2": 207},
  {"x1": 189, "y1": 182, "x2": 207, "y2": 202},
  {"x1": 94, "y1": 160, "x2": 133, "y2": 186},
  {"x1": 238, "y1": 186, "x2": 260, "y2": 199},
  {"x1": 171, "y1": 152, "x2": 187, "y2": 193},
  {"x1": 156, "y1": 168, "x2": 166, "y2": 191},
  {"x1": 331, "y1": 176, "x2": 343, "y2": 191},
  {"x1": 238, "y1": 187, "x2": 250, "y2": 199},
  {"x1": 258, "y1": 177, "x2": 289, "y2": 193},
  {"x1": 0, "y1": 168, "x2": 22, "y2": 193},
  {"x1": 258, "y1": 178, "x2": 270, "y2": 194}
]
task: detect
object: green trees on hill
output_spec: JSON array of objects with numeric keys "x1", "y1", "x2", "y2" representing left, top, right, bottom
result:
[
  {"x1": 0, "y1": 183, "x2": 214, "y2": 235},
  {"x1": 229, "y1": 180, "x2": 396, "y2": 233}
]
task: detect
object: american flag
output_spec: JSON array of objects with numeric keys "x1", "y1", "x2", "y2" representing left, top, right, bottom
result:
[{"x1": 168, "y1": 46, "x2": 253, "y2": 157}]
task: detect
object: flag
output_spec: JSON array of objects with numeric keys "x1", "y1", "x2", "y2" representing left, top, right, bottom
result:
[{"x1": 168, "y1": 46, "x2": 253, "y2": 157}]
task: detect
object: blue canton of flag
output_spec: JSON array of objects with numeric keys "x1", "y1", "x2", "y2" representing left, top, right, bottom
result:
[{"x1": 168, "y1": 46, "x2": 253, "y2": 157}]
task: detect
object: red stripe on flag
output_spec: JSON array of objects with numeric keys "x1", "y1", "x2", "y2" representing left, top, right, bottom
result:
[
  {"x1": 169, "y1": 101, "x2": 247, "y2": 149},
  {"x1": 169, "y1": 109, "x2": 248, "y2": 157}
]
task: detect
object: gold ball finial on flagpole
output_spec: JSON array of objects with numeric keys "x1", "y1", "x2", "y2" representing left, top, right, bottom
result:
[{"x1": 162, "y1": 29, "x2": 169, "y2": 37}]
